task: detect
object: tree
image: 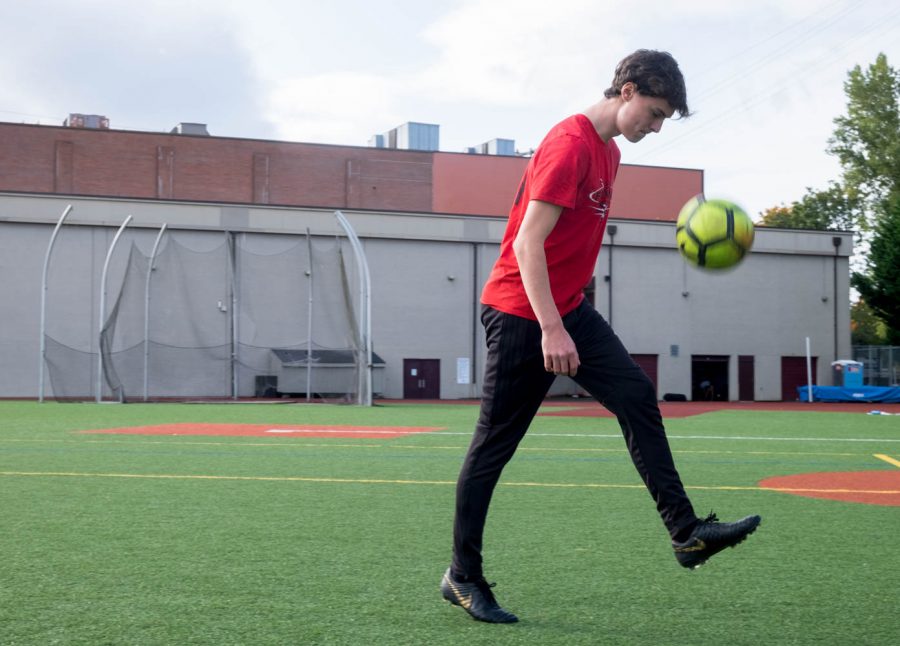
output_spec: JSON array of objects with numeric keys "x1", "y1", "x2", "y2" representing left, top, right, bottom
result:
[
  {"x1": 758, "y1": 204, "x2": 793, "y2": 227},
  {"x1": 828, "y1": 53, "x2": 900, "y2": 227},
  {"x1": 850, "y1": 298, "x2": 888, "y2": 345},
  {"x1": 759, "y1": 182, "x2": 859, "y2": 231},
  {"x1": 852, "y1": 196, "x2": 900, "y2": 344},
  {"x1": 831, "y1": 53, "x2": 900, "y2": 342}
]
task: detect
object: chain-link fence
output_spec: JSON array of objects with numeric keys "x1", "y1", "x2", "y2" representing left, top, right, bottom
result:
[{"x1": 851, "y1": 345, "x2": 900, "y2": 386}]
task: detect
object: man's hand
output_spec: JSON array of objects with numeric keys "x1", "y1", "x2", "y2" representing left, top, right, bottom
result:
[
  {"x1": 512, "y1": 199, "x2": 580, "y2": 377},
  {"x1": 541, "y1": 322, "x2": 580, "y2": 377}
]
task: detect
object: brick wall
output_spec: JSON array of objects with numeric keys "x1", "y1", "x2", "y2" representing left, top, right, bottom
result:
[
  {"x1": 0, "y1": 122, "x2": 701, "y2": 218},
  {"x1": 0, "y1": 123, "x2": 434, "y2": 212}
]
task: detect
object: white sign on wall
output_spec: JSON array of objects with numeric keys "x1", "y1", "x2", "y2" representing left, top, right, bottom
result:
[{"x1": 456, "y1": 358, "x2": 470, "y2": 384}]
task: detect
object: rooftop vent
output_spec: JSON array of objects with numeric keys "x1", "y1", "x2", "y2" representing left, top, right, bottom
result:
[
  {"x1": 369, "y1": 122, "x2": 439, "y2": 151},
  {"x1": 170, "y1": 122, "x2": 210, "y2": 136},
  {"x1": 64, "y1": 113, "x2": 109, "y2": 129},
  {"x1": 466, "y1": 138, "x2": 516, "y2": 156}
]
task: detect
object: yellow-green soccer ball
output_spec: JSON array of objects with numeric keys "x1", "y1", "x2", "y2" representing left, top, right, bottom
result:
[{"x1": 676, "y1": 195, "x2": 754, "y2": 270}]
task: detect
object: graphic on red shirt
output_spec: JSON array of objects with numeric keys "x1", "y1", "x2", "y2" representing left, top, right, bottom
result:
[
  {"x1": 588, "y1": 180, "x2": 612, "y2": 221},
  {"x1": 481, "y1": 114, "x2": 621, "y2": 320}
]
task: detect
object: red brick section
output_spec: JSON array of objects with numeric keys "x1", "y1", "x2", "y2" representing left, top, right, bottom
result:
[
  {"x1": 0, "y1": 123, "x2": 433, "y2": 211},
  {"x1": 80, "y1": 423, "x2": 444, "y2": 439},
  {"x1": 759, "y1": 471, "x2": 900, "y2": 506},
  {"x1": 0, "y1": 122, "x2": 700, "y2": 219}
]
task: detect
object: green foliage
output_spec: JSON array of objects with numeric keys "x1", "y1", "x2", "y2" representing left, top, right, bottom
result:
[
  {"x1": 852, "y1": 195, "x2": 900, "y2": 343},
  {"x1": 828, "y1": 53, "x2": 900, "y2": 224},
  {"x1": 850, "y1": 298, "x2": 889, "y2": 345},
  {"x1": 758, "y1": 204, "x2": 793, "y2": 227},
  {"x1": 759, "y1": 182, "x2": 859, "y2": 231},
  {"x1": 838, "y1": 53, "x2": 900, "y2": 342}
]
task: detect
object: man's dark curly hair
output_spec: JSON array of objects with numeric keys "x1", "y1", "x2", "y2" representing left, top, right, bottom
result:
[{"x1": 604, "y1": 50, "x2": 691, "y2": 118}]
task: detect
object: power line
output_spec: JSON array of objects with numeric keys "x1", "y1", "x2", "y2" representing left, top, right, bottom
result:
[
  {"x1": 691, "y1": 0, "x2": 852, "y2": 81},
  {"x1": 689, "y1": 0, "x2": 869, "y2": 103},
  {"x1": 631, "y1": 5, "x2": 900, "y2": 164}
]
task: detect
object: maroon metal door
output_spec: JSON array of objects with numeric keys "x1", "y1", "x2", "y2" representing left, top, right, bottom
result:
[
  {"x1": 738, "y1": 355, "x2": 755, "y2": 401},
  {"x1": 403, "y1": 359, "x2": 440, "y2": 399},
  {"x1": 781, "y1": 356, "x2": 818, "y2": 401}
]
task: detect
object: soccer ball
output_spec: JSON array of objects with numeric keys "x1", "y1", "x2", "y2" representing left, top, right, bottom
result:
[{"x1": 676, "y1": 195, "x2": 754, "y2": 270}]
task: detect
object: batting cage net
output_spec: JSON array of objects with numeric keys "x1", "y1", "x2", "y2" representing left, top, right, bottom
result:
[{"x1": 45, "y1": 230, "x2": 366, "y2": 403}]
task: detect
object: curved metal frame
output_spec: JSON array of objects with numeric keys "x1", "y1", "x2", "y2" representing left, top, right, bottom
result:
[
  {"x1": 38, "y1": 204, "x2": 73, "y2": 402},
  {"x1": 334, "y1": 211, "x2": 373, "y2": 406},
  {"x1": 96, "y1": 215, "x2": 133, "y2": 403}
]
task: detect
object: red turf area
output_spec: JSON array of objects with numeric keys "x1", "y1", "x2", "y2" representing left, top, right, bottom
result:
[
  {"x1": 535, "y1": 400, "x2": 900, "y2": 418},
  {"x1": 81, "y1": 423, "x2": 444, "y2": 439},
  {"x1": 759, "y1": 471, "x2": 900, "y2": 506}
]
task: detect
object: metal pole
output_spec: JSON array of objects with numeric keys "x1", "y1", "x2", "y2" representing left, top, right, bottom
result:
[
  {"x1": 471, "y1": 242, "x2": 479, "y2": 397},
  {"x1": 334, "y1": 211, "x2": 373, "y2": 406},
  {"x1": 229, "y1": 233, "x2": 239, "y2": 400},
  {"x1": 143, "y1": 224, "x2": 167, "y2": 401},
  {"x1": 305, "y1": 230, "x2": 314, "y2": 402},
  {"x1": 39, "y1": 204, "x2": 73, "y2": 402},
  {"x1": 805, "y1": 336, "x2": 813, "y2": 403},
  {"x1": 607, "y1": 224, "x2": 617, "y2": 326},
  {"x1": 832, "y1": 236, "x2": 841, "y2": 362},
  {"x1": 96, "y1": 215, "x2": 133, "y2": 403}
]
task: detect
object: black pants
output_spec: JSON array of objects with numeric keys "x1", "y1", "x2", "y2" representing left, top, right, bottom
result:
[{"x1": 451, "y1": 300, "x2": 697, "y2": 578}]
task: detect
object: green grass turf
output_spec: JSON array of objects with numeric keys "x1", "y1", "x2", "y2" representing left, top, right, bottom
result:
[{"x1": 1, "y1": 400, "x2": 898, "y2": 645}]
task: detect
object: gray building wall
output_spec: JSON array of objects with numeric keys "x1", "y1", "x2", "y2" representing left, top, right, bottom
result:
[
  {"x1": 0, "y1": 192, "x2": 852, "y2": 401},
  {"x1": 590, "y1": 222, "x2": 852, "y2": 401}
]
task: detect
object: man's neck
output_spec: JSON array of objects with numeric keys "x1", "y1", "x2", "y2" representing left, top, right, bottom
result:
[{"x1": 582, "y1": 98, "x2": 622, "y2": 143}]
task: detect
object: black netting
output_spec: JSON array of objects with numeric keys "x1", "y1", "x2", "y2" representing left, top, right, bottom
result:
[
  {"x1": 55, "y1": 231, "x2": 363, "y2": 402},
  {"x1": 44, "y1": 336, "x2": 95, "y2": 400}
]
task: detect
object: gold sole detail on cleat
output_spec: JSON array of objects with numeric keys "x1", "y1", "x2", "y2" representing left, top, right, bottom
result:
[
  {"x1": 442, "y1": 576, "x2": 472, "y2": 610},
  {"x1": 674, "y1": 538, "x2": 707, "y2": 553}
]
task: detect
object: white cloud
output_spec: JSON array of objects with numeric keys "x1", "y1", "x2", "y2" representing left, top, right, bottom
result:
[
  {"x1": 1, "y1": 0, "x2": 898, "y2": 217},
  {"x1": 417, "y1": 0, "x2": 619, "y2": 105},
  {"x1": 264, "y1": 73, "x2": 400, "y2": 144},
  {"x1": 0, "y1": 0, "x2": 270, "y2": 135}
]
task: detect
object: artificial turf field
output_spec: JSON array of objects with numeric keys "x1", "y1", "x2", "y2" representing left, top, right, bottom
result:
[{"x1": 1, "y1": 400, "x2": 898, "y2": 645}]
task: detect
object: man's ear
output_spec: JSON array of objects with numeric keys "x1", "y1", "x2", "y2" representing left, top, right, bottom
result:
[{"x1": 620, "y1": 82, "x2": 637, "y2": 101}]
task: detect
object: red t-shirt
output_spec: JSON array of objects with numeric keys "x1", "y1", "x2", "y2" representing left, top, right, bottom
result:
[{"x1": 481, "y1": 114, "x2": 621, "y2": 319}]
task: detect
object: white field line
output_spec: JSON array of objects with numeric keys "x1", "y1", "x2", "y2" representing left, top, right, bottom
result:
[
  {"x1": 265, "y1": 429, "x2": 414, "y2": 435},
  {"x1": 423, "y1": 431, "x2": 900, "y2": 443}
]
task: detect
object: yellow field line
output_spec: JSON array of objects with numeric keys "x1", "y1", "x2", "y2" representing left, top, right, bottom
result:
[
  {"x1": 0, "y1": 438, "x2": 868, "y2": 458},
  {"x1": 1, "y1": 470, "x2": 897, "y2": 495},
  {"x1": 874, "y1": 454, "x2": 900, "y2": 468},
  {"x1": 0, "y1": 470, "x2": 455, "y2": 486}
]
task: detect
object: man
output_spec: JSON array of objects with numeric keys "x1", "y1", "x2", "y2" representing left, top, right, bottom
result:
[{"x1": 440, "y1": 50, "x2": 761, "y2": 624}]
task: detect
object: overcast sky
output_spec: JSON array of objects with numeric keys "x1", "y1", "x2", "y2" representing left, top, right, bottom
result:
[{"x1": 2, "y1": 0, "x2": 898, "y2": 219}]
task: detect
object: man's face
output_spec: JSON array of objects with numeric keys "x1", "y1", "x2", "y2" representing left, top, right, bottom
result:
[{"x1": 617, "y1": 84, "x2": 676, "y2": 143}]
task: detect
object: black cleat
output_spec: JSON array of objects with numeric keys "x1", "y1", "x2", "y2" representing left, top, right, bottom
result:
[
  {"x1": 673, "y1": 513, "x2": 761, "y2": 569},
  {"x1": 440, "y1": 568, "x2": 519, "y2": 623}
]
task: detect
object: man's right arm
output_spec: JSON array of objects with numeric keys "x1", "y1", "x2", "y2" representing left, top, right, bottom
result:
[{"x1": 512, "y1": 199, "x2": 580, "y2": 377}]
